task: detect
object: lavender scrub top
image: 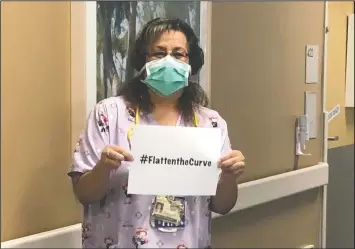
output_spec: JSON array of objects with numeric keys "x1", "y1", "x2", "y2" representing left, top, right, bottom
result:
[{"x1": 68, "y1": 96, "x2": 232, "y2": 249}]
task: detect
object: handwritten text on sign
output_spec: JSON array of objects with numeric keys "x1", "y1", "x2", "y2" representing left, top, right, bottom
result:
[
  {"x1": 327, "y1": 104, "x2": 341, "y2": 122},
  {"x1": 127, "y1": 125, "x2": 222, "y2": 196}
]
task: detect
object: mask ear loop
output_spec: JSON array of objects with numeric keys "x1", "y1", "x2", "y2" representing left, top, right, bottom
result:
[{"x1": 139, "y1": 64, "x2": 146, "y2": 77}]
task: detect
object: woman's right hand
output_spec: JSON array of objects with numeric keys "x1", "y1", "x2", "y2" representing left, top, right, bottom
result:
[
  {"x1": 73, "y1": 145, "x2": 133, "y2": 203},
  {"x1": 99, "y1": 145, "x2": 134, "y2": 170}
]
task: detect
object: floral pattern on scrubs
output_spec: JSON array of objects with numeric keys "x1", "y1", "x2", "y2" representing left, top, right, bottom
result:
[{"x1": 68, "y1": 96, "x2": 232, "y2": 248}]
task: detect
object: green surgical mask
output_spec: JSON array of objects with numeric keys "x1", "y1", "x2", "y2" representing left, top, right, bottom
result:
[{"x1": 140, "y1": 55, "x2": 191, "y2": 97}]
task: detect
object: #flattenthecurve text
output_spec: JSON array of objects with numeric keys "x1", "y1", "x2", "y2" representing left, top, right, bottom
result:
[{"x1": 139, "y1": 154, "x2": 212, "y2": 167}]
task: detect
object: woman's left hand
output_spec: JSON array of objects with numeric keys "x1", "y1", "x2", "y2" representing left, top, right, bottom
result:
[{"x1": 217, "y1": 150, "x2": 245, "y2": 178}]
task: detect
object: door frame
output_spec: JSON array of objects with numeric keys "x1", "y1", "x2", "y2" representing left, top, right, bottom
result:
[{"x1": 320, "y1": 1, "x2": 329, "y2": 248}]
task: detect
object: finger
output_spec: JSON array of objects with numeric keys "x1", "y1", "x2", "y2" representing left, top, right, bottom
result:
[
  {"x1": 233, "y1": 161, "x2": 245, "y2": 167},
  {"x1": 111, "y1": 146, "x2": 134, "y2": 161},
  {"x1": 217, "y1": 152, "x2": 234, "y2": 164},
  {"x1": 109, "y1": 151, "x2": 125, "y2": 161},
  {"x1": 103, "y1": 157, "x2": 121, "y2": 168},
  {"x1": 222, "y1": 161, "x2": 245, "y2": 173},
  {"x1": 220, "y1": 156, "x2": 244, "y2": 168},
  {"x1": 218, "y1": 150, "x2": 245, "y2": 164},
  {"x1": 226, "y1": 164, "x2": 245, "y2": 176},
  {"x1": 103, "y1": 148, "x2": 124, "y2": 161},
  {"x1": 233, "y1": 167, "x2": 245, "y2": 177}
]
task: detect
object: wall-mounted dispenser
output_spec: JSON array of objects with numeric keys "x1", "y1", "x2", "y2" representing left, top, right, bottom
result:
[{"x1": 296, "y1": 115, "x2": 311, "y2": 156}]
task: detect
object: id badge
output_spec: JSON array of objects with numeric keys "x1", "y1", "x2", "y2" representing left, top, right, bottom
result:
[{"x1": 150, "y1": 196, "x2": 186, "y2": 232}]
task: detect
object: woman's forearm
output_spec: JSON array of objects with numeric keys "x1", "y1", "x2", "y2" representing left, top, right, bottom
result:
[
  {"x1": 210, "y1": 173, "x2": 238, "y2": 215},
  {"x1": 72, "y1": 162, "x2": 111, "y2": 204}
]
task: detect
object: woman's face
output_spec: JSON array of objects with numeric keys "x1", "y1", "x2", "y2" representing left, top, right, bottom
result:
[
  {"x1": 146, "y1": 30, "x2": 189, "y2": 64},
  {"x1": 146, "y1": 31, "x2": 189, "y2": 101}
]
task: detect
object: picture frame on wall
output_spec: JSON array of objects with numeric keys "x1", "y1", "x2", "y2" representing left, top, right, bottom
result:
[{"x1": 84, "y1": 1, "x2": 212, "y2": 116}]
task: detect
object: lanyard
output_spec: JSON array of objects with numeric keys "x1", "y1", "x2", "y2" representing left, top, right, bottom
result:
[{"x1": 127, "y1": 107, "x2": 199, "y2": 145}]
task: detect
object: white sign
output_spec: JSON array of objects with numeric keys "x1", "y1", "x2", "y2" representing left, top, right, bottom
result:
[
  {"x1": 127, "y1": 125, "x2": 222, "y2": 196},
  {"x1": 305, "y1": 91, "x2": 317, "y2": 138},
  {"x1": 305, "y1": 45, "x2": 319, "y2": 84},
  {"x1": 327, "y1": 104, "x2": 341, "y2": 122}
]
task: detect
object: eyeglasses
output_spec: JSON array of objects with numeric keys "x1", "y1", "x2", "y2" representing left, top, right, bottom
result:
[{"x1": 149, "y1": 51, "x2": 189, "y2": 61}]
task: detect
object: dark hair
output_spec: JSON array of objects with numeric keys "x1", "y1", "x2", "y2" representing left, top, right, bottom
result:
[{"x1": 118, "y1": 18, "x2": 209, "y2": 124}]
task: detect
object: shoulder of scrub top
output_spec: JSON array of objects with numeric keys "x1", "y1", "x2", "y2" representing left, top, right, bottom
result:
[
  {"x1": 196, "y1": 105, "x2": 228, "y2": 129},
  {"x1": 196, "y1": 106, "x2": 232, "y2": 154},
  {"x1": 92, "y1": 96, "x2": 132, "y2": 120},
  {"x1": 95, "y1": 96, "x2": 129, "y2": 111}
]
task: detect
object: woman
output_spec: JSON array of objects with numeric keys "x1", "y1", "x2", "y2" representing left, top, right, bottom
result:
[{"x1": 69, "y1": 18, "x2": 245, "y2": 249}]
